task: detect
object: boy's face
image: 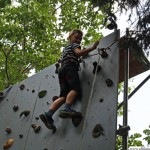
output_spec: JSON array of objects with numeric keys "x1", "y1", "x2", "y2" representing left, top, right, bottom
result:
[{"x1": 70, "y1": 33, "x2": 82, "y2": 44}]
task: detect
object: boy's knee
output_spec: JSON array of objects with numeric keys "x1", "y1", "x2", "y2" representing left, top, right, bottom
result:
[
  {"x1": 74, "y1": 88, "x2": 82, "y2": 96},
  {"x1": 61, "y1": 98, "x2": 66, "y2": 104}
]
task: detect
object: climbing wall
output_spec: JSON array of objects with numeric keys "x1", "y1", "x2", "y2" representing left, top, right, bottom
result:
[{"x1": 0, "y1": 31, "x2": 119, "y2": 150}]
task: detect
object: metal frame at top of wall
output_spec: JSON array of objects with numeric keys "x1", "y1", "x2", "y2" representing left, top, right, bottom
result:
[{"x1": 119, "y1": 28, "x2": 150, "y2": 150}]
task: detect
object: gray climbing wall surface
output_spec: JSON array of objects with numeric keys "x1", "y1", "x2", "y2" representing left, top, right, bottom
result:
[{"x1": 0, "y1": 31, "x2": 120, "y2": 150}]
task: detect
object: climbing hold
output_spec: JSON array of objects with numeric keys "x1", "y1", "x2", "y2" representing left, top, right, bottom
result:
[
  {"x1": 93, "y1": 62, "x2": 101, "y2": 74},
  {"x1": 0, "y1": 91, "x2": 5, "y2": 102},
  {"x1": 35, "y1": 116, "x2": 39, "y2": 120},
  {"x1": 99, "y1": 98, "x2": 104, "y2": 102},
  {"x1": 31, "y1": 124, "x2": 41, "y2": 133},
  {"x1": 46, "y1": 102, "x2": 50, "y2": 105},
  {"x1": 19, "y1": 84, "x2": 25, "y2": 90},
  {"x1": 32, "y1": 90, "x2": 35, "y2": 93},
  {"x1": 99, "y1": 48, "x2": 108, "y2": 58},
  {"x1": 52, "y1": 96, "x2": 59, "y2": 102},
  {"x1": 45, "y1": 75, "x2": 48, "y2": 79},
  {"x1": 52, "y1": 126, "x2": 57, "y2": 134},
  {"x1": 5, "y1": 127, "x2": 12, "y2": 134},
  {"x1": 13, "y1": 105, "x2": 19, "y2": 112},
  {"x1": 3, "y1": 138, "x2": 14, "y2": 150},
  {"x1": 92, "y1": 124, "x2": 104, "y2": 138},
  {"x1": 38, "y1": 90, "x2": 47, "y2": 98},
  {"x1": 19, "y1": 110, "x2": 30, "y2": 117},
  {"x1": 66, "y1": 140, "x2": 69, "y2": 143},
  {"x1": 105, "y1": 79, "x2": 113, "y2": 87},
  {"x1": 72, "y1": 115, "x2": 83, "y2": 127},
  {"x1": 19, "y1": 134, "x2": 23, "y2": 139},
  {"x1": 97, "y1": 65, "x2": 102, "y2": 72},
  {"x1": 55, "y1": 62, "x2": 60, "y2": 74}
]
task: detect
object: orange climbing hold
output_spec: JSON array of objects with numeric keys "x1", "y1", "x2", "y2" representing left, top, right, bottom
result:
[{"x1": 3, "y1": 138, "x2": 14, "y2": 149}]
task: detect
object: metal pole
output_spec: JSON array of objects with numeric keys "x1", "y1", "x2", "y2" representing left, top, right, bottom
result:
[
  {"x1": 118, "y1": 74, "x2": 150, "y2": 110},
  {"x1": 128, "y1": 74, "x2": 150, "y2": 99},
  {"x1": 122, "y1": 28, "x2": 129, "y2": 150}
]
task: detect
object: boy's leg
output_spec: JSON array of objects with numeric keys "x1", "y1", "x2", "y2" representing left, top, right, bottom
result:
[
  {"x1": 59, "y1": 65, "x2": 82, "y2": 118},
  {"x1": 64, "y1": 90, "x2": 77, "y2": 110},
  {"x1": 40, "y1": 97, "x2": 65, "y2": 129},
  {"x1": 46, "y1": 97, "x2": 65, "y2": 116},
  {"x1": 59, "y1": 90, "x2": 82, "y2": 118}
]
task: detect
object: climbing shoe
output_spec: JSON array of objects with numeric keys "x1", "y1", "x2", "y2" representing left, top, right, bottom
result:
[
  {"x1": 39, "y1": 113, "x2": 55, "y2": 130},
  {"x1": 59, "y1": 109, "x2": 82, "y2": 118}
]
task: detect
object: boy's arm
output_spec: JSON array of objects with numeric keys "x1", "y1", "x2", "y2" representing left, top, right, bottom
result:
[{"x1": 74, "y1": 41, "x2": 99, "y2": 57}]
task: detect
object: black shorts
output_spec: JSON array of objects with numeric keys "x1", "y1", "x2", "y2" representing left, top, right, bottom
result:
[{"x1": 58, "y1": 63, "x2": 81, "y2": 97}]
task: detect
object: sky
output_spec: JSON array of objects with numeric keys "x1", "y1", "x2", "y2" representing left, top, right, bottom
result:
[{"x1": 128, "y1": 70, "x2": 150, "y2": 139}]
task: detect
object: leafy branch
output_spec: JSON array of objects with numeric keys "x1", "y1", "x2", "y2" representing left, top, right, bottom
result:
[
  {"x1": 52, "y1": 0, "x2": 70, "y2": 15},
  {"x1": 1, "y1": 36, "x2": 22, "y2": 86}
]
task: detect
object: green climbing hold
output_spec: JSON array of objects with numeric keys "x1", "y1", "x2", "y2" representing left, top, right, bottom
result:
[{"x1": 38, "y1": 90, "x2": 47, "y2": 98}]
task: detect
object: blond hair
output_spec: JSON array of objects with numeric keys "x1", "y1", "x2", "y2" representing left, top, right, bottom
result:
[{"x1": 67, "y1": 29, "x2": 83, "y2": 40}]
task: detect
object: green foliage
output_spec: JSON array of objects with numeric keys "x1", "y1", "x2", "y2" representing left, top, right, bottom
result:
[
  {"x1": 0, "y1": 0, "x2": 11, "y2": 8},
  {"x1": 116, "y1": 136, "x2": 122, "y2": 150},
  {"x1": 143, "y1": 125, "x2": 150, "y2": 145},
  {"x1": 118, "y1": 83, "x2": 123, "y2": 94},
  {"x1": 117, "y1": 106, "x2": 123, "y2": 117},
  {"x1": 128, "y1": 133, "x2": 143, "y2": 147},
  {"x1": 85, "y1": 0, "x2": 150, "y2": 54},
  {"x1": 0, "y1": 0, "x2": 103, "y2": 90},
  {"x1": 116, "y1": 133, "x2": 143, "y2": 150}
]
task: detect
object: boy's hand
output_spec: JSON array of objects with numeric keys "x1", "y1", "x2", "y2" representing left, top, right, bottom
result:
[{"x1": 92, "y1": 41, "x2": 99, "y2": 49}]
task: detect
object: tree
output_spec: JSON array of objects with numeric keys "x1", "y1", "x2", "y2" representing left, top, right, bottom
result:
[
  {"x1": 0, "y1": 0, "x2": 103, "y2": 90},
  {"x1": 1, "y1": 0, "x2": 149, "y2": 90},
  {"x1": 84, "y1": 0, "x2": 150, "y2": 55}
]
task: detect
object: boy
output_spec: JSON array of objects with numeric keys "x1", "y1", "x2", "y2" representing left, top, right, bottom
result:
[{"x1": 40, "y1": 29, "x2": 99, "y2": 130}]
